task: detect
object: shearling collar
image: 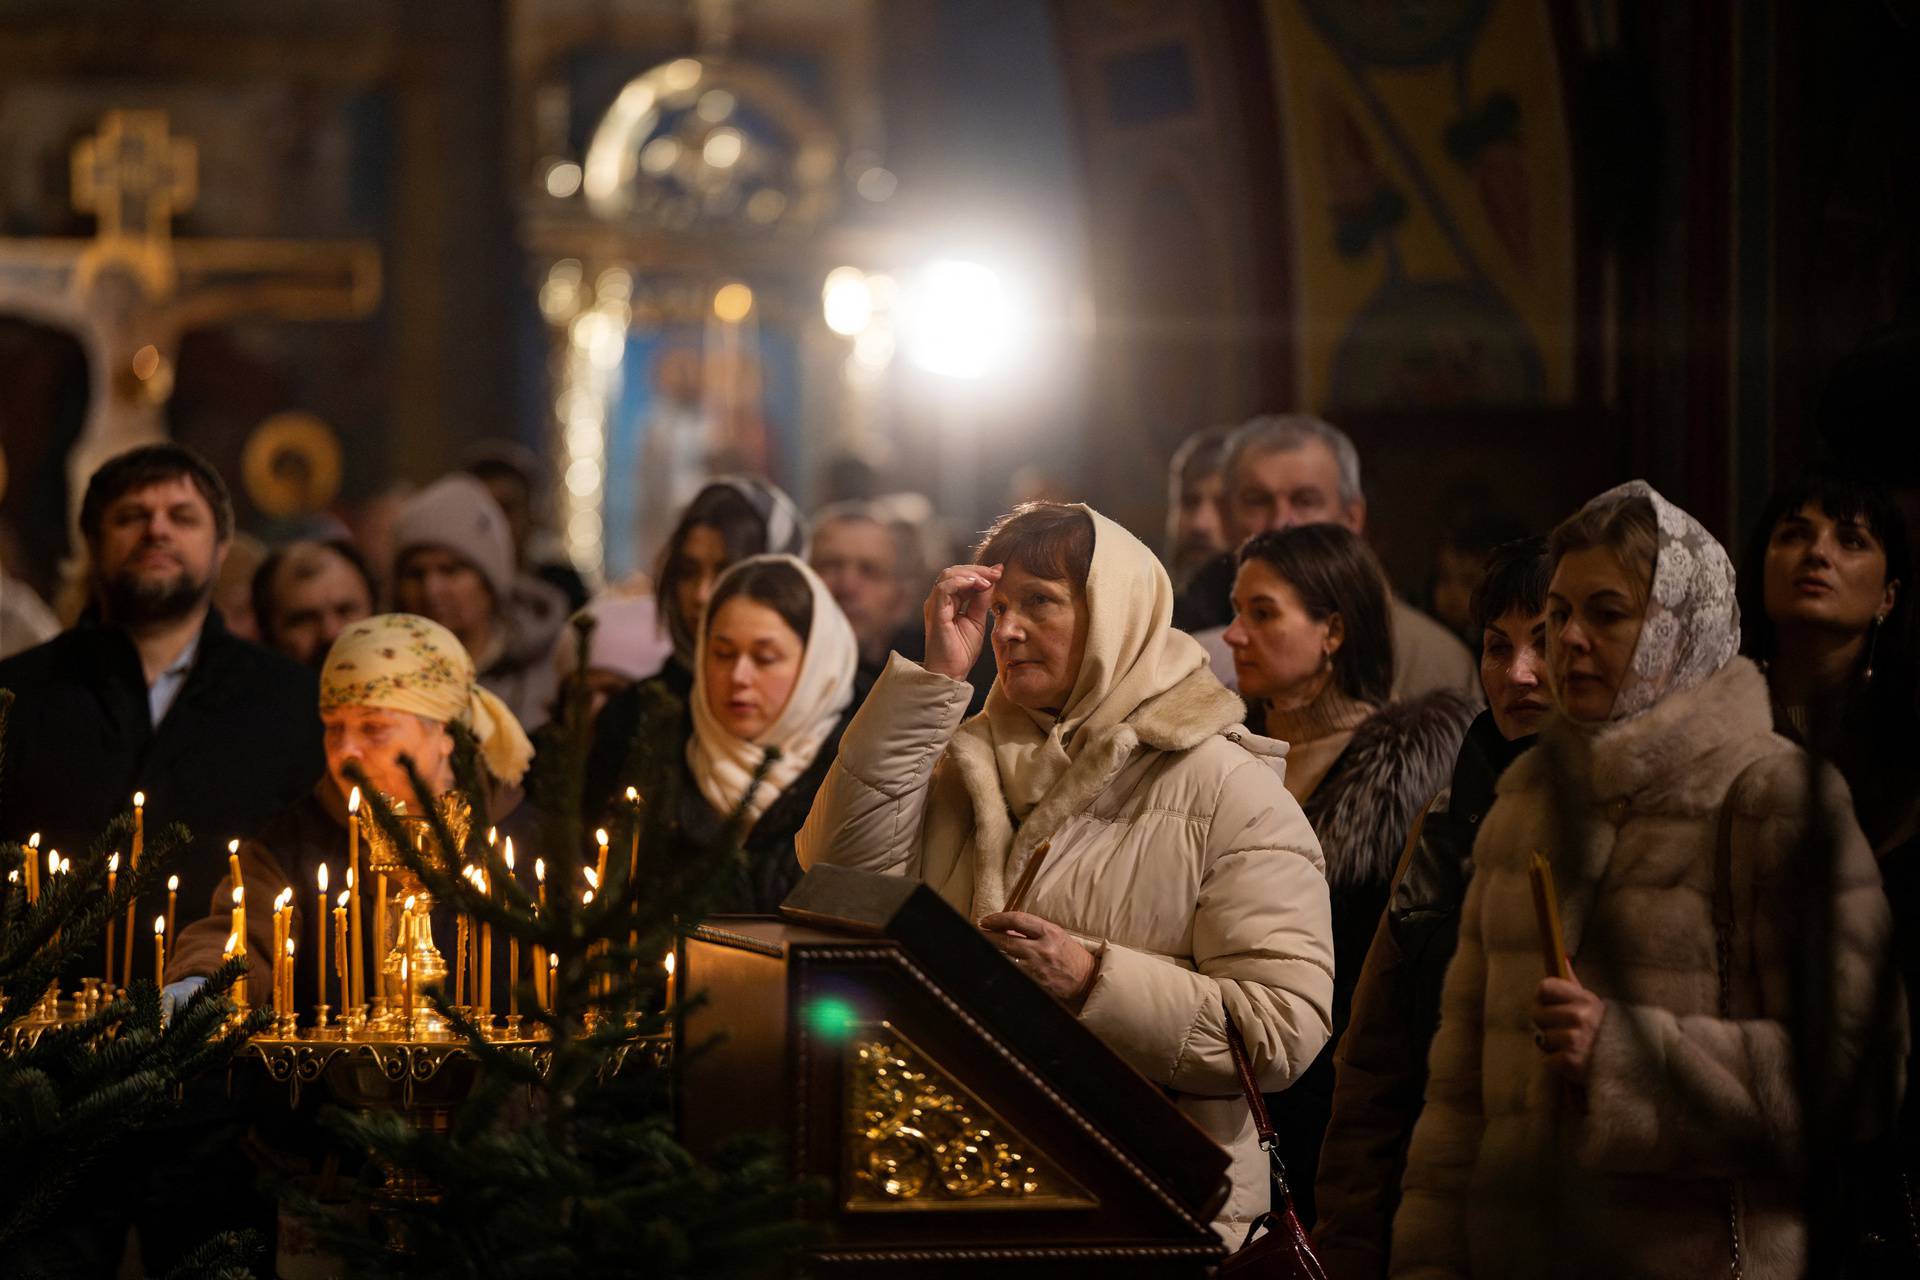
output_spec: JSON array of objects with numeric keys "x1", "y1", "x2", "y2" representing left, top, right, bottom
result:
[{"x1": 946, "y1": 665, "x2": 1245, "y2": 915}]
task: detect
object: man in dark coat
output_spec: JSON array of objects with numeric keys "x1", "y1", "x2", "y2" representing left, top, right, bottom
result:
[{"x1": 0, "y1": 444, "x2": 322, "y2": 921}]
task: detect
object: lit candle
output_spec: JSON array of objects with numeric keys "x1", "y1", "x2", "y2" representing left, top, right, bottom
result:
[
  {"x1": 548, "y1": 952, "x2": 558, "y2": 1008},
  {"x1": 315, "y1": 864, "x2": 329, "y2": 1016},
  {"x1": 626, "y1": 787, "x2": 641, "y2": 882},
  {"x1": 594, "y1": 827, "x2": 610, "y2": 891},
  {"x1": 231, "y1": 886, "x2": 247, "y2": 1002},
  {"x1": 454, "y1": 872, "x2": 469, "y2": 1007},
  {"x1": 228, "y1": 838, "x2": 243, "y2": 893},
  {"x1": 271, "y1": 889, "x2": 289, "y2": 1011},
  {"x1": 374, "y1": 869, "x2": 389, "y2": 1003},
  {"x1": 478, "y1": 871, "x2": 493, "y2": 1016},
  {"x1": 534, "y1": 858, "x2": 548, "y2": 1008},
  {"x1": 334, "y1": 890, "x2": 350, "y2": 1013},
  {"x1": 504, "y1": 842, "x2": 518, "y2": 1017},
  {"x1": 105, "y1": 852, "x2": 119, "y2": 982},
  {"x1": 282, "y1": 937, "x2": 295, "y2": 1017},
  {"x1": 664, "y1": 950, "x2": 676, "y2": 1009},
  {"x1": 153, "y1": 916, "x2": 166, "y2": 987},
  {"x1": 400, "y1": 954, "x2": 414, "y2": 1038},
  {"x1": 26, "y1": 831, "x2": 39, "y2": 903},
  {"x1": 165, "y1": 874, "x2": 178, "y2": 952},
  {"x1": 347, "y1": 787, "x2": 364, "y2": 1012}
]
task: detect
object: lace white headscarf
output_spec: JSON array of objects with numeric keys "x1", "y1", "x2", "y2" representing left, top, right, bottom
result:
[{"x1": 1583, "y1": 480, "x2": 1741, "y2": 722}]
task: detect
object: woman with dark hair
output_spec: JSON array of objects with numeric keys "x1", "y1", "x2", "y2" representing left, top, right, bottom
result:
[
  {"x1": 584, "y1": 477, "x2": 807, "y2": 809},
  {"x1": 1742, "y1": 474, "x2": 1920, "y2": 1273},
  {"x1": 1314, "y1": 538, "x2": 1552, "y2": 1276},
  {"x1": 601, "y1": 555, "x2": 857, "y2": 912},
  {"x1": 799, "y1": 501, "x2": 1336, "y2": 1245},
  {"x1": 1393, "y1": 482, "x2": 1900, "y2": 1280},
  {"x1": 1222, "y1": 523, "x2": 1475, "y2": 1226}
]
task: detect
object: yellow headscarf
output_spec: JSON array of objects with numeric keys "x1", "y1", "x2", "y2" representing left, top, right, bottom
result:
[{"x1": 319, "y1": 613, "x2": 535, "y2": 786}]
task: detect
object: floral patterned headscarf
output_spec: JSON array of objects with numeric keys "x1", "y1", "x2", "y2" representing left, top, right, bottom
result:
[
  {"x1": 1584, "y1": 480, "x2": 1742, "y2": 722},
  {"x1": 320, "y1": 613, "x2": 534, "y2": 785}
]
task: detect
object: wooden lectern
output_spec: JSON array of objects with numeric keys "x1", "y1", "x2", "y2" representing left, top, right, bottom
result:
[{"x1": 679, "y1": 865, "x2": 1232, "y2": 1276}]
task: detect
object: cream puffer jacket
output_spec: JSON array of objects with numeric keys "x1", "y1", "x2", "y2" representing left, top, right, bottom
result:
[
  {"x1": 1391, "y1": 658, "x2": 1906, "y2": 1279},
  {"x1": 797, "y1": 653, "x2": 1336, "y2": 1242}
]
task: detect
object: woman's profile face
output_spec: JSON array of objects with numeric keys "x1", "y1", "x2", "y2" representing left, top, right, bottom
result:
[
  {"x1": 1762, "y1": 503, "x2": 1895, "y2": 639},
  {"x1": 1546, "y1": 547, "x2": 1648, "y2": 722},
  {"x1": 1223, "y1": 559, "x2": 1338, "y2": 705},
  {"x1": 673, "y1": 524, "x2": 731, "y2": 636},
  {"x1": 989, "y1": 563, "x2": 1088, "y2": 712},
  {"x1": 704, "y1": 595, "x2": 805, "y2": 740}
]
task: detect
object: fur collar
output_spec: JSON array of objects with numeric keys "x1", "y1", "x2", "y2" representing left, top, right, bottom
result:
[
  {"x1": 1304, "y1": 691, "x2": 1476, "y2": 892},
  {"x1": 1501, "y1": 657, "x2": 1775, "y2": 811},
  {"x1": 947, "y1": 666, "x2": 1245, "y2": 915}
]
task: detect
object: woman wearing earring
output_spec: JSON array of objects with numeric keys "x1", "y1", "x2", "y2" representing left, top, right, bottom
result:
[
  {"x1": 1741, "y1": 474, "x2": 1920, "y2": 1275},
  {"x1": 1223, "y1": 524, "x2": 1474, "y2": 1225}
]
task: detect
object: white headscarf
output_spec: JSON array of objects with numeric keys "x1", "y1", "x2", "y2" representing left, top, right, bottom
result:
[
  {"x1": 687, "y1": 555, "x2": 858, "y2": 825},
  {"x1": 1581, "y1": 480, "x2": 1741, "y2": 722},
  {"x1": 985, "y1": 507, "x2": 1210, "y2": 821}
]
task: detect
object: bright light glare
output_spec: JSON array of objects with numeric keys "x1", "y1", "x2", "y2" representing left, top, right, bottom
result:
[
  {"x1": 903, "y1": 259, "x2": 1027, "y2": 380},
  {"x1": 822, "y1": 266, "x2": 872, "y2": 336}
]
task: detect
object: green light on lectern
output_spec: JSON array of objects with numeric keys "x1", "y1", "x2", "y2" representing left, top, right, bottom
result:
[{"x1": 801, "y1": 996, "x2": 860, "y2": 1041}]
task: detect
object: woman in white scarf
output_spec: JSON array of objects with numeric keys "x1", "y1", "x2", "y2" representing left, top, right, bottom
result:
[
  {"x1": 799, "y1": 501, "x2": 1335, "y2": 1243},
  {"x1": 672, "y1": 555, "x2": 857, "y2": 910},
  {"x1": 1390, "y1": 482, "x2": 1902, "y2": 1279}
]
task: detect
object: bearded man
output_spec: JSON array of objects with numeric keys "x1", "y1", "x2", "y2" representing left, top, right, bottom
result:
[{"x1": 0, "y1": 444, "x2": 323, "y2": 923}]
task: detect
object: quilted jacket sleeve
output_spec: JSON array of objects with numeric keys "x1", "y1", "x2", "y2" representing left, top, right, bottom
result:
[
  {"x1": 1077, "y1": 752, "x2": 1334, "y2": 1097},
  {"x1": 795, "y1": 652, "x2": 975, "y2": 881},
  {"x1": 1574, "y1": 757, "x2": 1906, "y2": 1176},
  {"x1": 1389, "y1": 851, "x2": 1491, "y2": 1280}
]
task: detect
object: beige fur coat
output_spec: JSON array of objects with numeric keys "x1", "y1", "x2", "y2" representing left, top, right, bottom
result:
[
  {"x1": 1390, "y1": 658, "x2": 1904, "y2": 1279},
  {"x1": 797, "y1": 653, "x2": 1336, "y2": 1242}
]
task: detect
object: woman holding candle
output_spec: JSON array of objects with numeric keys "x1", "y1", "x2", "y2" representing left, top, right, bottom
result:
[
  {"x1": 797, "y1": 502, "x2": 1335, "y2": 1245},
  {"x1": 163, "y1": 613, "x2": 537, "y2": 1018},
  {"x1": 1390, "y1": 483, "x2": 1904, "y2": 1280},
  {"x1": 599, "y1": 555, "x2": 860, "y2": 913}
]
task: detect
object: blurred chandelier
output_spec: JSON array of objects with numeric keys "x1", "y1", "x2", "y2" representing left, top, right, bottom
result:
[{"x1": 581, "y1": 54, "x2": 840, "y2": 234}]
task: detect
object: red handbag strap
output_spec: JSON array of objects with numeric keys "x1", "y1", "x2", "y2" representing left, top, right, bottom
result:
[{"x1": 1224, "y1": 1010, "x2": 1290, "y2": 1192}]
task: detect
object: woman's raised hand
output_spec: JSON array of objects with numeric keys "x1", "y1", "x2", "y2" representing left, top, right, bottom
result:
[{"x1": 923, "y1": 563, "x2": 1001, "y2": 682}]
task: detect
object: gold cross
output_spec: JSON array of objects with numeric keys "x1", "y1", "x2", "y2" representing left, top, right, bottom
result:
[{"x1": 70, "y1": 110, "x2": 198, "y2": 245}]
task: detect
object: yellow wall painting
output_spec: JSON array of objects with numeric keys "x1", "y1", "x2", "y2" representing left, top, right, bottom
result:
[{"x1": 1263, "y1": 0, "x2": 1575, "y2": 410}]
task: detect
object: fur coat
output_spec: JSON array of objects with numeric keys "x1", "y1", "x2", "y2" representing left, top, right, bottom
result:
[
  {"x1": 797, "y1": 652, "x2": 1336, "y2": 1243},
  {"x1": 1390, "y1": 658, "x2": 1905, "y2": 1279},
  {"x1": 1266, "y1": 690, "x2": 1476, "y2": 1226}
]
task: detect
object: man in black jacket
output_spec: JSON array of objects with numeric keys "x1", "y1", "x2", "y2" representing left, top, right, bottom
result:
[{"x1": 0, "y1": 444, "x2": 323, "y2": 916}]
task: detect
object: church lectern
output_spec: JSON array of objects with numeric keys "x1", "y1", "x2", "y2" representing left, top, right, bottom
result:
[{"x1": 680, "y1": 864, "x2": 1231, "y2": 1276}]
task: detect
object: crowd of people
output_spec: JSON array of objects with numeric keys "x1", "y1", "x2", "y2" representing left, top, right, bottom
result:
[{"x1": 0, "y1": 413, "x2": 1915, "y2": 1277}]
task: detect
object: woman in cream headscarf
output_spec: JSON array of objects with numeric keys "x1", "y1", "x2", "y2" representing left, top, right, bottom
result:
[
  {"x1": 165, "y1": 613, "x2": 534, "y2": 1010},
  {"x1": 798, "y1": 501, "x2": 1336, "y2": 1245},
  {"x1": 600, "y1": 555, "x2": 858, "y2": 913},
  {"x1": 1391, "y1": 483, "x2": 1904, "y2": 1279}
]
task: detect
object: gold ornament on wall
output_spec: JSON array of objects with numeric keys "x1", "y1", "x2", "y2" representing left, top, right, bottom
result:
[{"x1": 242, "y1": 411, "x2": 343, "y2": 517}]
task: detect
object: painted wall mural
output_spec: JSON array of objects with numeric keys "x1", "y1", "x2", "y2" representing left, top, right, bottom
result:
[{"x1": 1264, "y1": 0, "x2": 1575, "y2": 410}]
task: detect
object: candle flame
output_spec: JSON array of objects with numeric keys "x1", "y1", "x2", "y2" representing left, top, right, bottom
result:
[
  {"x1": 504, "y1": 836, "x2": 515, "y2": 869},
  {"x1": 487, "y1": 826, "x2": 498, "y2": 846},
  {"x1": 549, "y1": 954, "x2": 558, "y2": 970},
  {"x1": 59, "y1": 856, "x2": 71, "y2": 875},
  {"x1": 132, "y1": 792, "x2": 145, "y2": 808},
  {"x1": 229, "y1": 838, "x2": 240, "y2": 854},
  {"x1": 47, "y1": 849, "x2": 58, "y2": 873},
  {"x1": 167, "y1": 874, "x2": 179, "y2": 891},
  {"x1": 224, "y1": 930, "x2": 239, "y2": 953},
  {"x1": 404, "y1": 894, "x2": 418, "y2": 911},
  {"x1": 348, "y1": 786, "x2": 361, "y2": 814},
  {"x1": 317, "y1": 863, "x2": 329, "y2": 892},
  {"x1": 663, "y1": 951, "x2": 676, "y2": 976},
  {"x1": 27, "y1": 832, "x2": 39, "y2": 849},
  {"x1": 400, "y1": 956, "x2": 409, "y2": 979},
  {"x1": 625, "y1": 786, "x2": 638, "y2": 803},
  {"x1": 154, "y1": 915, "x2": 166, "y2": 935},
  {"x1": 535, "y1": 858, "x2": 546, "y2": 883},
  {"x1": 233, "y1": 886, "x2": 244, "y2": 906},
  {"x1": 582, "y1": 866, "x2": 599, "y2": 889},
  {"x1": 6, "y1": 870, "x2": 15, "y2": 883},
  {"x1": 345, "y1": 867, "x2": 354, "y2": 889},
  {"x1": 108, "y1": 852, "x2": 120, "y2": 873},
  {"x1": 595, "y1": 828, "x2": 609, "y2": 848},
  {"x1": 276, "y1": 888, "x2": 293, "y2": 910},
  {"x1": 337, "y1": 890, "x2": 350, "y2": 908},
  {"x1": 285, "y1": 938, "x2": 295, "y2": 956},
  {"x1": 582, "y1": 889, "x2": 594, "y2": 905}
]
